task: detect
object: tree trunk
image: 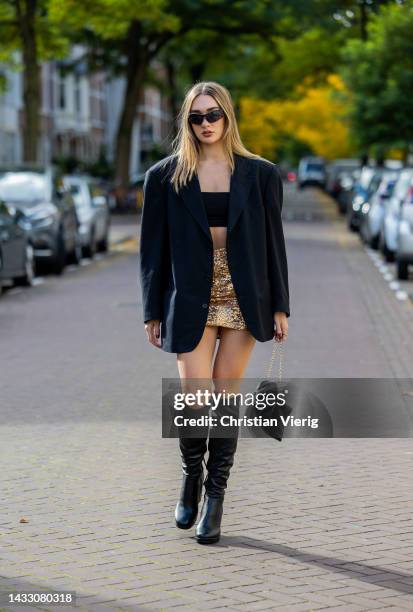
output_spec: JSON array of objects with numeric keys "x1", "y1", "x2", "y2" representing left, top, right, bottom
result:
[
  {"x1": 17, "y1": 0, "x2": 41, "y2": 162},
  {"x1": 359, "y1": 0, "x2": 368, "y2": 42},
  {"x1": 114, "y1": 21, "x2": 147, "y2": 191},
  {"x1": 165, "y1": 59, "x2": 178, "y2": 140}
]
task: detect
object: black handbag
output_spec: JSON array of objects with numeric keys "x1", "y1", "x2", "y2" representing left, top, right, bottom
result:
[{"x1": 246, "y1": 340, "x2": 292, "y2": 441}]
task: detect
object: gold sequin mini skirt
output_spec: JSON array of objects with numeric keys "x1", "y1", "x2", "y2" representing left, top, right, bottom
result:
[{"x1": 206, "y1": 247, "x2": 247, "y2": 337}]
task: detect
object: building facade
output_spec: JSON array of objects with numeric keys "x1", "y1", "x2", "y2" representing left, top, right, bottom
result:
[{"x1": 0, "y1": 50, "x2": 172, "y2": 176}]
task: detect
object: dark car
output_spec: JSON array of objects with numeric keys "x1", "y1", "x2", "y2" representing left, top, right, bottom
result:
[
  {"x1": 347, "y1": 166, "x2": 384, "y2": 232},
  {"x1": 0, "y1": 166, "x2": 82, "y2": 274},
  {"x1": 0, "y1": 199, "x2": 35, "y2": 294}
]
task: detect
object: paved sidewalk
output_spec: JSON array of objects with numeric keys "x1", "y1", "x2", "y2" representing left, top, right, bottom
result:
[
  {"x1": 109, "y1": 213, "x2": 140, "y2": 247},
  {"x1": 1, "y1": 188, "x2": 412, "y2": 611}
]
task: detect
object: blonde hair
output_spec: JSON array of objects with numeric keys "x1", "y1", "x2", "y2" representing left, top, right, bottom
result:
[{"x1": 165, "y1": 81, "x2": 263, "y2": 193}]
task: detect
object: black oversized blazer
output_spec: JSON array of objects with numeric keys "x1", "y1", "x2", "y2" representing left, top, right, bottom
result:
[{"x1": 139, "y1": 152, "x2": 290, "y2": 354}]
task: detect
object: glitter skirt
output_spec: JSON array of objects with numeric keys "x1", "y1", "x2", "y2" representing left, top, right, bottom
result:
[{"x1": 206, "y1": 247, "x2": 247, "y2": 337}]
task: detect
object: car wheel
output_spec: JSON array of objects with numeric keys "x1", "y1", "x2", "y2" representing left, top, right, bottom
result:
[
  {"x1": 397, "y1": 260, "x2": 408, "y2": 280},
  {"x1": 383, "y1": 241, "x2": 395, "y2": 263},
  {"x1": 84, "y1": 230, "x2": 96, "y2": 259},
  {"x1": 52, "y1": 230, "x2": 66, "y2": 275},
  {"x1": 369, "y1": 234, "x2": 379, "y2": 250},
  {"x1": 68, "y1": 232, "x2": 82, "y2": 265},
  {"x1": 15, "y1": 243, "x2": 36, "y2": 286},
  {"x1": 347, "y1": 216, "x2": 357, "y2": 232},
  {"x1": 97, "y1": 227, "x2": 109, "y2": 252}
]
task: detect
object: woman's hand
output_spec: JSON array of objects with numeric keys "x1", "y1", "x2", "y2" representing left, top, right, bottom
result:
[
  {"x1": 145, "y1": 320, "x2": 162, "y2": 347},
  {"x1": 273, "y1": 312, "x2": 288, "y2": 342}
]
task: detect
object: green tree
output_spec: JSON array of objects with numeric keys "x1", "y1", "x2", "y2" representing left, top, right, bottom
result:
[
  {"x1": 0, "y1": 0, "x2": 69, "y2": 161},
  {"x1": 49, "y1": 0, "x2": 295, "y2": 188},
  {"x1": 340, "y1": 0, "x2": 413, "y2": 160}
]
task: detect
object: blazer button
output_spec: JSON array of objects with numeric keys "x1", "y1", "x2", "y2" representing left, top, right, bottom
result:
[{"x1": 202, "y1": 303, "x2": 208, "y2": 309}]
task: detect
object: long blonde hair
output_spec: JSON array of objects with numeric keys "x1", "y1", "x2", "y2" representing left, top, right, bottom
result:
[{"x1": 165, "y1": 81, "x2": 263, "y2": 193}]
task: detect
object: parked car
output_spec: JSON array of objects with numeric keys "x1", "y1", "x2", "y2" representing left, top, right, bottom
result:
[
  {"x1": 0, "y1": 166, "x2": 81, "y2": 274},
  {"x1": 297, "y1": 157, "x2": 326, "y2": 189},
  {"x1": 326, "y1": 159, "x2": 360, "y2": 199},
  {"x1": 0, "y1": 199, "x2": 35, "y2": 294},
  {"x1": 63, "y1": 175, "x2": 111, "y2": 258},
  {"x1": 359, "y1": 170, "x2": 399, "y2": 248},
  {"x1": 347, "y1": 166, "x2": 384, "y2": 232},
  {"x1": 379, "y1": 168, "x2": 413, "y2": 262},
  {"x1": 395, "y1": 174, "x2": 413, "y2": 279},
  {"x1": 336, "y1": 169, "x2": 361, "y2": 214},
  {"x1": 111, "y1": 173, "x2": 145, "y2": 212}
]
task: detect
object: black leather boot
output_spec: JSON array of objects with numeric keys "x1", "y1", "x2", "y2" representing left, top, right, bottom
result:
[
  {"x1": 196, "y1": 398, "x2": 239, "y2": 544},
  {"x1": 175, "y1": 437, "x2": 207, "y2": 529},
  {"x1": 175, "y1": 404, "x2": 210, "y2": 530}
]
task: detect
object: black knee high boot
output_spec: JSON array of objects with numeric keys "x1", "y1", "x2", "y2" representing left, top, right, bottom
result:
[
  {"x1": 196, "y1": 398, "x2": 240, "y2": 544},
  {"x1": 175, "y1": 404, "x2": 209, "y2": 530}
]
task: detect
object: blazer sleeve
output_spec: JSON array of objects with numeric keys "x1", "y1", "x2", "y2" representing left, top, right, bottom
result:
[
  {"x1": 263, "y1": 164, "x2": 290, "y2": 318},
  {"x1": 139, "y1": 167, "x2": 168, "y2": 324}
]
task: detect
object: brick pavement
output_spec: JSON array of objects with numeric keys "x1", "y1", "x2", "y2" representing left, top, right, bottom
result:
[{"x1": 1, "y1": 188, "x2": 412, "y2": 611}]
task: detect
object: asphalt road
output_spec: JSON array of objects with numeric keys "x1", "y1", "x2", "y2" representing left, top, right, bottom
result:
[{"x1": 1, "y1": 187, "x2": 413, "y2": 611}]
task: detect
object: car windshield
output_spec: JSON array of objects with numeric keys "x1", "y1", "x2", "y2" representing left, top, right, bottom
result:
[
  {"x1": 68, "y1": 183, "x2": 88, "y2": 208},
  {"x1": 368, "y1": 173, "x2": 383, "y2": 195},
  {"x1": 358, "y1": 167, "x2": 376, "y2": 189},
  {"x1": 0, "y1": 172, "x2": 48, "y2": 205},
  {"x1": 306, "y1": 163, "x2": 324, "y2": 172}
]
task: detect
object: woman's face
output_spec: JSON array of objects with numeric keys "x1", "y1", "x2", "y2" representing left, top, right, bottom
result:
[{"x1": 189, "y1": 94, "x2": 226, "y2": 145}]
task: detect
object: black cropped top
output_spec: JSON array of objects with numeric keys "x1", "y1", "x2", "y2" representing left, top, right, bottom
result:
[{"x1": 201, "y1": 192, "x2": 229, "y2": 227}]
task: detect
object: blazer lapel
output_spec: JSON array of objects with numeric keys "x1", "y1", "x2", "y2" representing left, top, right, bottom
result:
[
  {"x1": 227, "y1": 153, "x2": 254, "y2": 234},
  {"x1": 180, "y1": 153, "x2": 255, "y2": 242}
]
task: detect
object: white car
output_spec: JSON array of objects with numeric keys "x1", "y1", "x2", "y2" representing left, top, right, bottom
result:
[
  {"x1": 297, "y1": 157, "x2": 326, "y2": 189},
  {"x1": 360, "y1": 171, "x2": 399, "y2": 248},
  {"x1": 396, "y1": 174, "x2": 413, "y2": 279},
  {"x1": 63, "y1": 175, "x2": 111, "y2": 258},
  {"x1": 379, "y1": 169, "x2": 413, "y2": 262}
]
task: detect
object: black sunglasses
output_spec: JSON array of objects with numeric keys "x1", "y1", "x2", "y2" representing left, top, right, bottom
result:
[{"x1": 188, "y1": 108, "x2": 225, "y2": 125}]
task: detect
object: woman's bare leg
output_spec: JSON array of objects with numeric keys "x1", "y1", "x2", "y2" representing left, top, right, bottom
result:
[
  {"x1": 212, "y1": 328, "x2": 256, "y2": 393},
  {"x1": 177, "y1": 325, "x2": 220, "y2": 402},
  {"x1": 177, "y1": 325, "x2": 219, "y2": 379},
  {"x1": 195, "y1": 328, "x2": 256, "y2": 544},
  {"x1": 174, "y1": 326, "x2": 219, "y2": 531}
]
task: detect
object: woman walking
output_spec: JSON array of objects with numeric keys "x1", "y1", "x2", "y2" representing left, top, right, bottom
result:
[{"x1": 139, "y1": 81, "x2": 290, "y2": 544}]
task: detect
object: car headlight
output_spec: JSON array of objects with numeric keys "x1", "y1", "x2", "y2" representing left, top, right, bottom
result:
[
  {"x1": 352, "y1": 195, "x2": 364, "y2": 211},
  {"x1": 361, "y1": 202, "x2": 370, "y2": 214}
]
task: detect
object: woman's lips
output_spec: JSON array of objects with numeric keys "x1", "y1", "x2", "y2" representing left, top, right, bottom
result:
[{"x1": 202, "y1": 131, "x2": 213, "y2": 136}]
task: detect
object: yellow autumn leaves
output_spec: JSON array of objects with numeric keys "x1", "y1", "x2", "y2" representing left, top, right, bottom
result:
[{"x1": 239, "y1": 74, "x2": 356, "y2": 161}]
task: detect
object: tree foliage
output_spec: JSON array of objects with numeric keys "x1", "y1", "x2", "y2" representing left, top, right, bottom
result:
[{"x1": 340, "y1": 0, "x2": 413, "y2": 157}]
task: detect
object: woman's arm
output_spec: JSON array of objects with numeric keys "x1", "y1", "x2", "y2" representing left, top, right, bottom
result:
[
  {"x1": 263, "y1": 164, "x2": 290, "y2": 319},
  {"x1": 139, "y1": 167, "x2": 168, "y2": 324}
]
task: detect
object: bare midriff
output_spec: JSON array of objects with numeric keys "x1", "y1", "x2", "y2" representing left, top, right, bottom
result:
[{"x1": 210, "y1": 226, "x2": 227, "y2": 250}]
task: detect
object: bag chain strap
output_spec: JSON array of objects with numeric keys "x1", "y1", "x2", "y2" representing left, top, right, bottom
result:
[{"x1": 266, "y1": 340, "x2": 284, "y2": 382}]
